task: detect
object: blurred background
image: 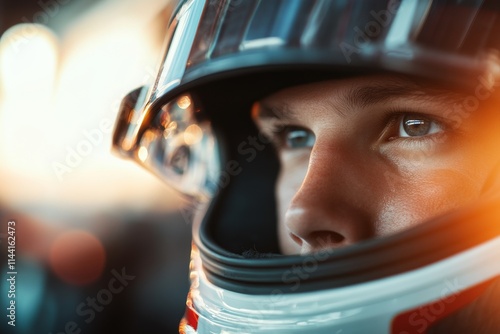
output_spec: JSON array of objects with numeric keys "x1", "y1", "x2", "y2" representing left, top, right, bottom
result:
[{"x1": 0, "y1": 0, "x2": 193, "y2": 333}]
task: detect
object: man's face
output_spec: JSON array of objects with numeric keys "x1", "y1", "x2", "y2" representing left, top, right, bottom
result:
[{"x1": 253, "y1": 75, "x2": 500, "y2": 255}]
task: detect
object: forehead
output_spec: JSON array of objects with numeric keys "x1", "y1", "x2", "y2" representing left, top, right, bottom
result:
[{"x1": 256, "y1": 74, "x2": 462, "y2": 118}]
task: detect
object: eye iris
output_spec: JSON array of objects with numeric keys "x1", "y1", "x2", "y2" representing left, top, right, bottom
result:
[
  {"x1": 286, "y1": 129, "x2": 313, "y2": 148},
  {"x1": 403, "y1": 116, "x2": 431, "y2": 136}
]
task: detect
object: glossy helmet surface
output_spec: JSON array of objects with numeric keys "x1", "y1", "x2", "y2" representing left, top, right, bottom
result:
[{"x1": 113, "y1": 0, "x2": 500, "y2": 333}]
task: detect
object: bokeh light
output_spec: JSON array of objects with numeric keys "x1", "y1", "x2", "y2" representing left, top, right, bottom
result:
[
  {"x1": 49, "y1": 230, "x2": 106, "y2": 286},
  {"x1": 0, "y1": 24, "x2": 59, "y2": 179},
  {"x1": 0, "y1": 0, "x2": 180, "y2": 215},
  {"x1": 0, "y1": 2, "x2": 192, "y2": 333},
  {"x1": 184, "y1": 124, "x2": 203, "y2": 146},
  {"x1": 176, "y1": 95, "x2": 192, "y2": 110},
  {"x1": 0, "y1": 23, "x2": 58, "y2": 103}
]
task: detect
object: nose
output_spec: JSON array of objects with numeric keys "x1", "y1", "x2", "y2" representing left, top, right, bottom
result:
[{"x1": 284, "y1": 140, "x2": 375, "y2": 254}]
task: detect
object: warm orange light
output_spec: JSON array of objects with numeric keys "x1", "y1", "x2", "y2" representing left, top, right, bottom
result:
[
  {"x1": 184, "y1": 124, "x2": 203, "y2": 145},
  {"x1": 0, "y1": 0, "x2": 182, "y2": 213},
  {"x1": 159, "y1": 109, "x2": 171, "y2": 128},
  {"x1": 49, "y1": 230, "x2": 106, "y2": 286},
  {"x1": 177, "y1": 95, "x2": 192, "y2": 110},
  {"x1": 164, "y1": 121, "x2": 178, "y2": 138},
  {"x1": 122, "y1": 137, "x2": 135, "y2": 151}
]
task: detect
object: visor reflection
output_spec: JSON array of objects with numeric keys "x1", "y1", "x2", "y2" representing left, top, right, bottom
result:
[{"x1": 116, "y1": 93, "x2": 220, "y2": 200}]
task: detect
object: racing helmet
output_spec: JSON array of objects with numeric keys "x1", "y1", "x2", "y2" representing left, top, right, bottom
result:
[{"x1": 113, "y1": 0, "x2": 500, "y2": 333}]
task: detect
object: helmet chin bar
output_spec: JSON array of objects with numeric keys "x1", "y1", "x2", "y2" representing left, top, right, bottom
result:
[
  {"x1": 186, "y1": 236, "x2": 500, "y2": 333},
  {"x1": 196, "y1": 187, "x2": 500, "y2": 294}
]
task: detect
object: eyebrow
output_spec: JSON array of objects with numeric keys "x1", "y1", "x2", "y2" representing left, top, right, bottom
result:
[
  {"x1": 256, "y1": 79, "x2": 463, "y2": 120},
  {"x1": 256, "y1": 102, "x2": 298, "y2": 121},
  {"x1": 349, "y1": 81, "x2": 462, "y2": 108}
]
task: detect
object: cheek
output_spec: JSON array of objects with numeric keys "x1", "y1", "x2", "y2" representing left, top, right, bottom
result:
[
  {"x1": 375, "y1": 127, "x2": 500, "y2": 234},
  {"x1": 375, "y1": 165, "x2": 484, "y2": 235}
]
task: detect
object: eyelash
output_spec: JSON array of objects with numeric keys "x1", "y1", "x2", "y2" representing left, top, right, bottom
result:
[{"x1": 384, "y1": 110, "x2": 448, "y2": 141}]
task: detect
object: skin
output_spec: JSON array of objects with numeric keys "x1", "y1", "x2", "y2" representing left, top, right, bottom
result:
[{"x1": 253, "y1": 74, "x2": 500, "y2": 256}]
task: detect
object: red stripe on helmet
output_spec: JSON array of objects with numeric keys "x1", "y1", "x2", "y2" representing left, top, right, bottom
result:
[
  {"x1": 179, "y1": 293, "x2": 199, "y2": 333},
  {"x1": 391, "y1": 278, "x2": 494, "y2": 334}
]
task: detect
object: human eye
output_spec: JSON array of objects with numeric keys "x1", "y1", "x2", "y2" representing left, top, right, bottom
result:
[
  {"x1": 398, "y1": 114, "x2": 443, "y2": 138},
  {"x1": 268, "y1": 125, "x2": 315, "y2": 150},
  {"x1": 284, "y1": 126, "x2": 315, "y2": 149},
  {"x1": 385, "y1": 112, "x2": 445, "y2": 142}
]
